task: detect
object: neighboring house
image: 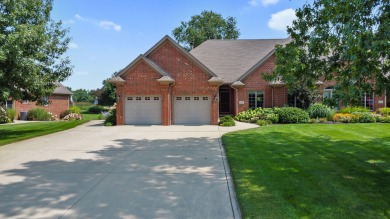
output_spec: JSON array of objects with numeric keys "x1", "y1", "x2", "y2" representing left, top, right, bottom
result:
[
  {"x1": 8, "y1": 83, "x2": 72, "y2": 119},
  {"x1": 109, "y1": 35, "x2": 387, "y2": 125}
]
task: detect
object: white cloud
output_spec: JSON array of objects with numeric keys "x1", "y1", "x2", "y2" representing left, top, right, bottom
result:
[
  {"x1": 262, "y1": 0, "x2": 279, "y2": 6},
  {"x1": 68, "y1": 42, "x2": 79, "y2": 49},
  {"x1": 99, "y1": 21, "x2": 122, "y2": 32},
  {"x1": 74, "y1": 14, "x2": 87, "y2": 21},
  {"x1": 73, "y1": 14, "x2": 122, "y2": 32},
  {"x1": 268, "y1": 8, "x2": 297, "y2": 31},
  {"x1": 249, "y1": 0, "x2": 279, "y2": 6}
]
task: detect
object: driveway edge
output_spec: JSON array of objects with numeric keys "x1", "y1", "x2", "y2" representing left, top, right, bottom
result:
[{"x1": 218, "y1": 134, "x2": 242, "y2": 219}]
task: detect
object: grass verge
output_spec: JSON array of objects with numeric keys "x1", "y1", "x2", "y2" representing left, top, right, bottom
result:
[
  {"x1": 222, "y1": 123, "x2": 390, "y2": 218},
  {"x1": 0, "y1": 120, "x2": 89, "y2": 146}
]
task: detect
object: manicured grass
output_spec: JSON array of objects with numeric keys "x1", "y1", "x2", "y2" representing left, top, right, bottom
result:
[
  {"x1": 81, "y1": 112, "x2": 101, "y2": 120},
  {"x1": 223, "y1": 124, "x2": 390, "y2": 218},
  {"x1": 0, "y1": 120, "x2": 89, "y2": 146}
]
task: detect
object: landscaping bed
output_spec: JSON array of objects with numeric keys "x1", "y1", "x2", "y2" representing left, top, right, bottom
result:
[{"x1": 223, "y1": 124, "x2": 390, "y2": 218}]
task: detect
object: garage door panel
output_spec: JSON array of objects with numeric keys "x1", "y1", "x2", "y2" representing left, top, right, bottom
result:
[
  {"x1": 174, "y1": 96, "x2": 211, "y2": 124},
  {"x1": 125, "y1": 96, "x2": 161, "y2": 125}
]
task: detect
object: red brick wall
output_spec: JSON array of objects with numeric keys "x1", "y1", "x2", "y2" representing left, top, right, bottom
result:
[
  {"x1": 117, "y1": 40, "x2": 219, "y2": 125},
  {"x1": 236, "y1": 54, "x2": 287, "y2": 112},
  {"x1": 14, "y1": 95, "x2": 70, "y2": 119}
]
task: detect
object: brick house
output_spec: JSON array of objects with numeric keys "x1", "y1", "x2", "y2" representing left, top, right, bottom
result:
[
  {"x1": 6, "y1": 83, "x2": 72, "y2": 119},
  {"x1": 109, "y1": 35, "x2": 387, "y2": 125}
]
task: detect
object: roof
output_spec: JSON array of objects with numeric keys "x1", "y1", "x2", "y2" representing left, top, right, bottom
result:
[
  {"x1": 190, "y1": 38, "x2": 291, "y2": 83},
  {"x1": 116, "y1": 55, "x2": 171, "y2": 78},
  {"x1": 53, "y1": 83, "x2": 72, "y2": 95}
]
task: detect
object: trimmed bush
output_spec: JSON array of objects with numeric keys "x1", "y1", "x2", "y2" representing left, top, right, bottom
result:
[
  {"x1": 60, "y1": 110, "x2": 71, "y2": 119},
  {"x1": 307, "y1": 103, "x2": 332, "y2": 119},
  {"x1": 265, "y1": 113, "x2": 279, "y2": 123},
  {"x1": 6, "y1": 108, "x2": 16, "y2": 122},
  {"x1": 274, "y1": 107, "x2": 309, "y2": 124},
  {"x1": 69, "y1": 106, "x2": 81, "y2": 114},
  {"x1": 104, "y1": 109, "x2": 116, "y2": 126},
  {"x1": 256, "y1": 120, "x2": 271, "y2": 126},
  {"x1": 377, "y1": 116, "x2": 390, "y2": 123},
  {"x1": 0, "y1": 107, "x2": 8, "y2": 124},
  {"x1": 235, "y1": 108, "x2": 265, "y2": 122},
  {"x1": 27, "y1": 108, "x2": 52, "y2": 121},
  {"x1": 378, "y1": 107, "x2": 390, "y2": 116},
  {"x1": 351, "y1": 112, "x2": 376, "y2": 123},
  {"x1": 339, "y1": 106, "x2": 369, "y2": 114},
  {"x1": 332, "y1": 113, "x2": 352, "y2": 123},
  {"x1": 88, "y1": 105, "x2": 106, "y2": 114},
  {"x1": 219, "y1": 115, "x2": 236, "y2": 126}
]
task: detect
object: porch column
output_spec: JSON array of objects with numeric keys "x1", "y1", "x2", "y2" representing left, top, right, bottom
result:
[{"x1": 160, "y1": 85, "x2": 171, "y2": 126}]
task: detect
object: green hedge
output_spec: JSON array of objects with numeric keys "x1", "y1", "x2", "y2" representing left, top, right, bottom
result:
[
  {"x1": 274, "y1": 107, "x2": 310, "y2": 124},
  {"x1": 219, "y1": 115, "x2": 235, "y2": 126}
]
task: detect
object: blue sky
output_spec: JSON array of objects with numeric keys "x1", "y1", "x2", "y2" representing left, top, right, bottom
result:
[{"x1": 52, "y1": 0, "x2": 312, "y2": 90}]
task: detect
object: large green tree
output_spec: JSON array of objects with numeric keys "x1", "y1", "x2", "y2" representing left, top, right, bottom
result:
[
  {"x1": 172, "y1": 10, "x2": 240, "y2": 50},
  {"x1": 0, "y1": 0, "x2": 72, "y2": 104},
  {"x1": 267, "y1": 0, "x2": 390, "y2": 106},
  {"x1": 72, "y1": 89, "x2": 93, "y2": 103}
]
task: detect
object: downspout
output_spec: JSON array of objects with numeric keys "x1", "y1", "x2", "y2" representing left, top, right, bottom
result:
[
  {"x1": 385, "y1": 90, "x2": 387, "y2": 107},
  {"x1": 271, "y1": 86, "x2": 274, "y2": 108},
  {"x1": 230, "y1": 85, "x2": 239, "y2": 115},
  {"x1": 169, "y1": 82, "x2": 175, "y2": 125}
]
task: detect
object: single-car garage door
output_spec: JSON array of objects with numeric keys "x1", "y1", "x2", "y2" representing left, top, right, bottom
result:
[
  {"x1": 125, "y1": 96, "x2": 162, "y2": 125},
  {"x1": 174, "y1": 96, "x2": 211, "y2": 124}
]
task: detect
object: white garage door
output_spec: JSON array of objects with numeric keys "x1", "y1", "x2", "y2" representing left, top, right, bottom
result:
[
  {"x1": 174, "y1": 96, "x2": 211, "y2": 124},
  {"x1": 125, "y1": 96, "x2": 162, "y2": 125}
]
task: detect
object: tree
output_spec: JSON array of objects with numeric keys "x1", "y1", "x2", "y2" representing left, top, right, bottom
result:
[
  {"x1": 172, "y1": 10, "x2": 240, "y2": 50},
  {"x1": 0, "y1": 0, "x2": 72, "y2": 104},
  {"x1": 98, "y1": 79, "x2": 116, "y2": 106},
  {"x1": 72, "y1": 89, "x2": 93, "y2": 103},
  {"x1": 266, "y1": 0, "x2": 390, "y2": 106}
]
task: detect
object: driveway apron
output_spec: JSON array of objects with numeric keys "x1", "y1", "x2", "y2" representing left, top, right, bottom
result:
[{"x1": 0, "y1": 121, "x2": 256, "y2": 219}]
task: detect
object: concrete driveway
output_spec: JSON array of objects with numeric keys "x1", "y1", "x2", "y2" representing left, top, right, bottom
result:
[{"x1": 0, "y1": 121, "x2": 257, "y2": 219}]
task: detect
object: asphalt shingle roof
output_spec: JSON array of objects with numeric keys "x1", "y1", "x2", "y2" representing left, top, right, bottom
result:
[
  {"x1": 190, "y1": 38, "x2": 290, "y2": 83},
  {"x1": 53, "y1": 83, "x2": 72, "y2": 95}
]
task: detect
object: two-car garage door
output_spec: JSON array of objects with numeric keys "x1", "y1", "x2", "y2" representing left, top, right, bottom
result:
[{"x1": 124, "y1": 95, "x2": 211, "y2": 125}]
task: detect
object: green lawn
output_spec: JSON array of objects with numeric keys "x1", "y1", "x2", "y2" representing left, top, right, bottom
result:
[
  {"x1": 81, "y1": 112, "x2": 101, "y2": 120},
  {"x1": 0, "y1": 120, "x2": 89, "y2": 146},
  {"x1": 223, "y1": 124, "x2": 390, "y2": 219}
]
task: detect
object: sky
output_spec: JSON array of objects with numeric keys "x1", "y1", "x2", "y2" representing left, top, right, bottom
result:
[{"x1": 52, "y1": 0, "x2": 312, "y2": 90}]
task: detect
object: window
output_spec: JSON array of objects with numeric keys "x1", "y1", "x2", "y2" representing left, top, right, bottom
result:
[
  {"x1": 248, "y1": 91, "x2": 264, "y2": 109},
  {"x1": 185, "y1": 97, "x2": 190, "y2": 100},
  {"x1": 5, "y1": 100, "x2": 13, "y2": 109},
  {"x1": 154, "y1": 97, "x2": 159, "y2": 101},
  {"x1": 127, "y1": 97, "x2": 133, "y2": 100},
  {"x1": 361, "y1": 92, "x2": 374, "y2": 111},
  {"x1": 194, "y1": 97, "x2": 200, "y2": 100},
  {"x1": 136, "y1": 97, "x2": 141, "y2": 100},
  {"x1": 145, "y1": 97, "x2": 150, "y2": 100},
  {"x1": 41, "y1": 96, "x2": 49, "y2": 106},
  {"x1": 176, "y1": 97, "x2": 182, "y2": 100},
  {"x1": 203, "y1": 97, "x2": 208, "y2": 101},
  {"x1": 22, "y1": 100, "x2": 29, "y2": 104}
]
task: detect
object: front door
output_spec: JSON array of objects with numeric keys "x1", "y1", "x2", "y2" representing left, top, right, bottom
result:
[{"x1": 219, "y1": 88, "x2": 231, "y2": 114}]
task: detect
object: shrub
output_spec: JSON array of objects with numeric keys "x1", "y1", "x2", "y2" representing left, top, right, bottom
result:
[
  {"x1": 339, "y1": 106, "x2": 369, "y2": 114},
  {"x1": 256, "y1": 119, "x2": 270, "y2": 126},
  {"x1": 6, "y1": 108, "x2": 16, "y2": 122},
  {"x1": 351, "y1": 112, "x2": 376, "y2": 123},
  {"x1": 27, "y1": 108, "x2": 52, "y2": 121},
  {"x1": 219, "y1": 115, "x2": 236, "y2": 126},
  {"x1": 0, "y1": 107, "x2": 8, "y2": 124},
  {"x1": 69, "y1": 106, "x2": 81, "y2": 114},
  {"x1": 265, "y1": 113, "x2": 279, "y2": 123},
  {"x1": 88, "y1": 105, "x2": 106, "y2": 114},
  {"x1": 377, "y1": 116, "x2": 390, "y2": 123},
  {"x1": 274, "y1": 107, "x2": 309, "y2": 124},
  {"x1": 378, "y1": 107, "x2": 390, "y2": 116},
  {"x1": 60, "y1": 110, "x2": 70, "y2": 119},
  {"x1": 63, "y1": 113, "x2": 82, "y2": 121},
  {"x1": 104, "y1": 108, "x2": 116, "y2": 126},
  {"x1": 235, "y1": 108, "x2": 265, "y2": 122},
  {"x1": 307, "y1": 103, "x2": 332, "y2": 119},
  {"x1": 332, "y1": 113, "x2": 352, "y2": 123}
]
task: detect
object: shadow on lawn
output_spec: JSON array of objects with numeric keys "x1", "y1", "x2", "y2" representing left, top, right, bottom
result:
[
  {"x1": 223, "y1": 130, "x2": 390, "y2": 218},
  {"x1": 0, "y1": 136, "x2": 231, "y2": 219}
]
